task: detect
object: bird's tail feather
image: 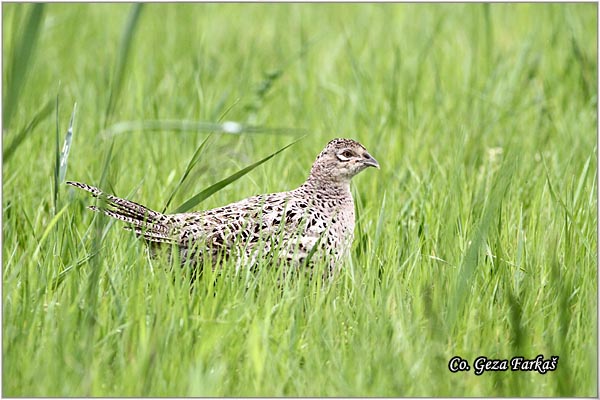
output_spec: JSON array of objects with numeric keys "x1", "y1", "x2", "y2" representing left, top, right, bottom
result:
[{"x1": 67, "y1": 181, "x2": 175, "y2": 244}]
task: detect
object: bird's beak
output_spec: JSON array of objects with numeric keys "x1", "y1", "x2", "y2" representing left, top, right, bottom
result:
[{"x1": 363, "y1": 152, "x2": 380, "y2": 169}]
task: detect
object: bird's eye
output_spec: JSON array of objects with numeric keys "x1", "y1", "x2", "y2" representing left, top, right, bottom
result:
[{"x1": 336, "y1": 149, "x2": 355, "y2": 162}]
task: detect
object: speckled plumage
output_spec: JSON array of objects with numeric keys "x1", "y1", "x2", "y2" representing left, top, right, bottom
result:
[{"x1": 67, "y1": 138, "x2": 379, "y2": 274}]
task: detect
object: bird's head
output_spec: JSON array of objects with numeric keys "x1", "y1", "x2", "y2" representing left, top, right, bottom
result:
[{"x1": 308, "y1": 138, "x2": 379, "y2": 185}]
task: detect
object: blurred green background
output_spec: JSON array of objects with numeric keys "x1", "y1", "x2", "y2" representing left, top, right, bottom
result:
[{"x1": 3, "y1": 3, "x2": 597, "y2": 397}]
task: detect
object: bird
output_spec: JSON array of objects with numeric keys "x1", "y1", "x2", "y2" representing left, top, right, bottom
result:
[{"x1": 67, "y1": 138, "x2": 379, "y2": 276}]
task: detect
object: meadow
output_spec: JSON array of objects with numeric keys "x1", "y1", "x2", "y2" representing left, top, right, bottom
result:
[{"x1": 2, "y1": 3, "x2": 597, "y2": 397}]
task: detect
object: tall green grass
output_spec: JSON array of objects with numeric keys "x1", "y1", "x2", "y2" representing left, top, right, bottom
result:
[{"x1": 3, "y1": 3, "x2": 597, "y2": 396}]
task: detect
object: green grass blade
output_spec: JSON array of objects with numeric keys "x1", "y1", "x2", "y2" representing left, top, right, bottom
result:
[
  {"x1": 173, "y1": 137, "x2": 304, "y2": 213},
  {"x1": 31, "y1": 204, "x2": 70, "y2": 263},
  {"x1": 102, "y1": 119, "x2": 306, "y2": 137},
  {"x1": 53, "y1": 91, "x2": 60, "y2": 212},
  {"x1": 3, "y1": 3, "x2": 45, "y2": 130},
  {"x1": 448, "y1": 160, "x2": 514, "y2": 331},
  {"x1": 542, "y1": 156, "x2": 592, "y2": 255},
  {"x1": 58, "y1": 103, "x2": 77, "y2": 183},
  {"x1": 49, "y1": 250, "x2": 101, "y2": 291},
  {"x1": 573, "y1": 152, "x2": 592, "y2": 207},
  {"x1": 3, "y1": 98, "x2": 53, "y2": 162},
  {"x1": 82, "y1": 137, "x2": 117, "y2": 336},
  {"x1": 161, "y1": 134, "x2": 212, "y2": 213},
  {"x1": 104, "y1": 3, "x2": 144, "y2": 125}
]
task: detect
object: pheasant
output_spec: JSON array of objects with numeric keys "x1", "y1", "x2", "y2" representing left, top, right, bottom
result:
[{"x1": 67, "y1": 138, "x2": 379, "y2": 274}]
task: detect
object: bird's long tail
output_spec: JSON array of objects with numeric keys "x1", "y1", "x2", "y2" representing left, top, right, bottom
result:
[{"x1": 66, "y1": 181, "x2": 175, "y2": 244}]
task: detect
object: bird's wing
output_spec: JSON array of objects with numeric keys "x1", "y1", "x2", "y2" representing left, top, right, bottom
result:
[{"x1": 171, "y1": 192, "x2": 313, "y2": 257}]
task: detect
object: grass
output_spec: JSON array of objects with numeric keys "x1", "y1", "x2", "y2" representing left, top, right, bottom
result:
[{"x1": 2, "y1": 3, "x2": 597, "y2": 397}]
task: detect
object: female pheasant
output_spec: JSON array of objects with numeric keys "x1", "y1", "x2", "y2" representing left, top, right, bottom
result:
[{"x1": 68, "y1": 138, "x2": 379, "y2": 274}]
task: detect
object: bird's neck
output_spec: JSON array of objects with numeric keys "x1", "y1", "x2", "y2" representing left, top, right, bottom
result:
[{"x1": 301, "y1": 175, "x2": 352, "y2": 201}]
